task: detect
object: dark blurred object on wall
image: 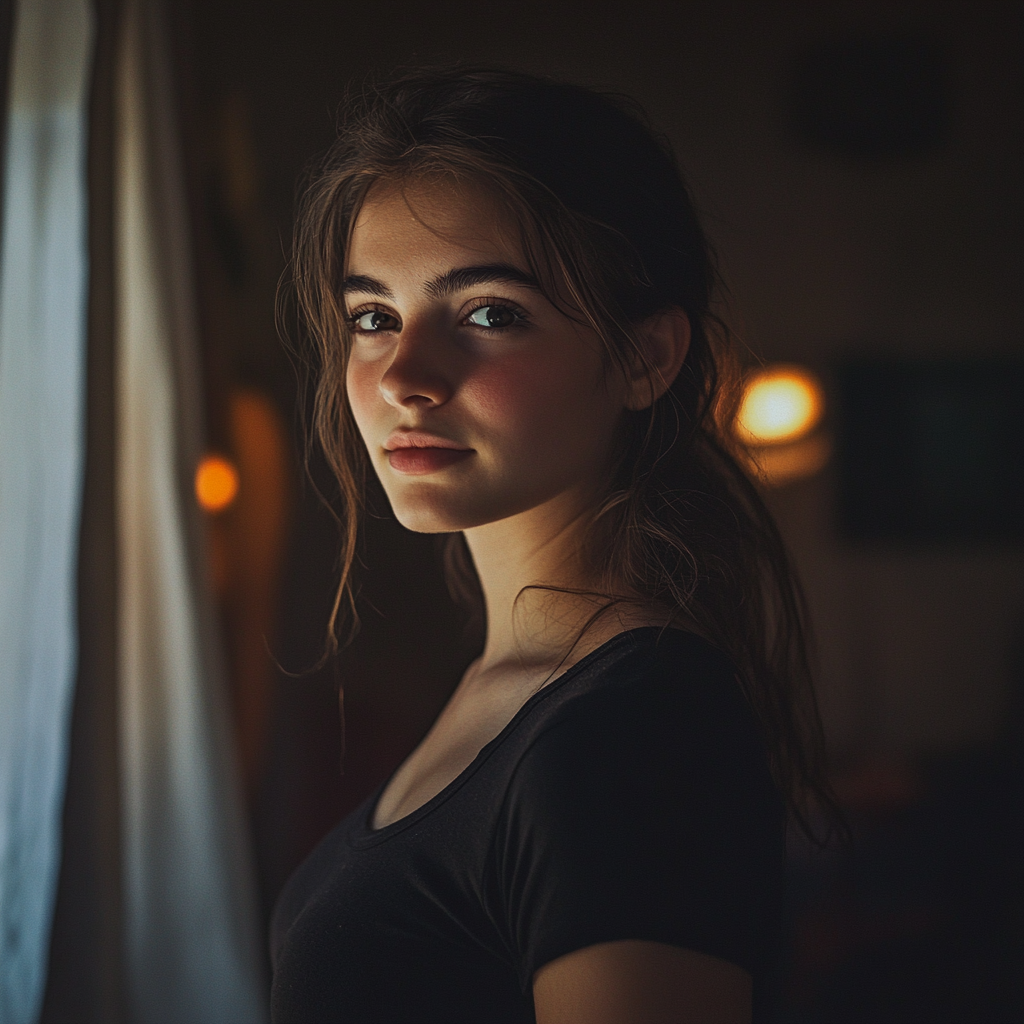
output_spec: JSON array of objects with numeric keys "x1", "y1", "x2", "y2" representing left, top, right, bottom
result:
[
  {"x1": 838, "y1": 360, "x2": 1024, "y2": 541},
  {"x1": 792, "y1": 34, "x2": 952, "y2": 157}
]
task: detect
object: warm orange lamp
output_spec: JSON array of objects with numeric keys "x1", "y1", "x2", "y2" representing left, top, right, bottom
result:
[
  {"x1": 195, "y1": 454, "x2": 240, "y2": 513},
  {"x1": 735, "y1": 365, "x2": 830, "y2": 485},
  {"x1": 735, "y1": 365, "x2": 825, "y2": 446}
]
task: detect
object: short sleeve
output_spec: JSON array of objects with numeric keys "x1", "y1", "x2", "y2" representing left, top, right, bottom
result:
[{"x1": 492, "y1": 639, "x2": 785, "y2": 990}]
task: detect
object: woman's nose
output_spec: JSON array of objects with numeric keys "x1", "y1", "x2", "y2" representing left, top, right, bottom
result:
[{"x1": 378, "y1": 328, "x2": 454, "y2": 409}]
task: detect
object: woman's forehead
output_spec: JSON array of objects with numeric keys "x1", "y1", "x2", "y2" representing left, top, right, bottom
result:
[
  {"x1": 357, "y1": 175, "x2": 513, "y2": 242},
  {"x1": 348, "y1": 176, "x2": 527, "y2": 280}
]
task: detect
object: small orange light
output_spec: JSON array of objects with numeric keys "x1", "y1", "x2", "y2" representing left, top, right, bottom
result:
[
  {"x1": 735, "y1": 365, "x2": 825, "y2": 446},
  {"x1": 195, "y1": 455, "x2": 239, "y2": 513}
]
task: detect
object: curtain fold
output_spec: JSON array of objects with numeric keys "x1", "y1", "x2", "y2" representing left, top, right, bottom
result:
[
  {"x1": 39, "y1": 1, "x2": 125, "y2": 1019},
  {"x1": 114, "y1": 1, "x2": 265, "y2": 1020},
  {"x1": 0, "y1": 3, "x2": 95, "y2": 1023}
]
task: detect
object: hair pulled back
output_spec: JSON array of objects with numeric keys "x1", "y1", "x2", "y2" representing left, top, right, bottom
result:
[{"x1": 290, "y1": 65, "x2": 836, "y2": 838}]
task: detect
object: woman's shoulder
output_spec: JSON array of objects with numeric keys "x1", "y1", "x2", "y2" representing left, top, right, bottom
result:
[
  {"x1": 494, "y1": 627, "x2": 785, "y2": 984},
  {"x1": 540, "y1": 627, "x2": 755, "y2": 746},
  {"x1": 506, "y1": 626, "x2": 779, "y2": 813}
]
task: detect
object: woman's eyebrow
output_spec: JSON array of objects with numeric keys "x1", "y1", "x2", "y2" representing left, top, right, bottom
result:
[
  {"x1": 340, "y1": 264, "x2": 541, "y2": 301},
  {"x1": 426, "y1": 263, "x2": 541, "y2": 298},
  {"x1": 341, "y1": 274, "x2": 393, "y2": 298}
]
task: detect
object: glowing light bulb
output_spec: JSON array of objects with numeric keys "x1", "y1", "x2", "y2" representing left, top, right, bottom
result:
[
  {"x1": 195, "y1": 455, "x2": 239, "y2": 513},
  {"x1": 735, "y1": 365, "x2": 824, "y2": 445}
]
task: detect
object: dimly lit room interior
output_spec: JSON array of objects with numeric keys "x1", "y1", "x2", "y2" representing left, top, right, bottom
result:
[{"x1": 1, "y1": 1, "x2": 1021, "y2": 1022}]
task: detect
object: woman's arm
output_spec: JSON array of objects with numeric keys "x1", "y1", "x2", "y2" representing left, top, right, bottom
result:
[{"x1": 533, "y1": 940, "x2": 752, "y2": 1024}]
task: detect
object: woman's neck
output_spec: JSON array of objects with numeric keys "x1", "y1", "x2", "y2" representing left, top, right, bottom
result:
[{"x1": 462, "y1": 489, "x2": 624, "y2": 679}]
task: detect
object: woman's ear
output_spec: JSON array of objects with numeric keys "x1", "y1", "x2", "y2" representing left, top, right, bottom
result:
[{"x1": 624, "y1": 308, "x2": 691, "y2": 411}]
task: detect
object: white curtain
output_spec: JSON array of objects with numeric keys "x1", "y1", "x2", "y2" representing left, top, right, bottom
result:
[
  {"x1": 0, "y1": 2, "x2": 93, "y2": 1023},
  {"x1": 114, "y1": 0, "x2": 266, "y2": 1021}
]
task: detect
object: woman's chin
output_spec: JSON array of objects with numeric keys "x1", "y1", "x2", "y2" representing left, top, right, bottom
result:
[
  {"x1": 384, "y1": 476, "x2": 567, "y2": 535},
  {"x1": 388, "y1": 499, "x2": 476, "y2": 535},
  {"x1": 387, "y1": 489, "x2": 519, "y2": 534}
]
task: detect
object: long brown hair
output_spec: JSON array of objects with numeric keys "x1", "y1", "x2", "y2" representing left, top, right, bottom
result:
[{"x1": 289, "y1": 65, "x2": 838, "y2": 839}]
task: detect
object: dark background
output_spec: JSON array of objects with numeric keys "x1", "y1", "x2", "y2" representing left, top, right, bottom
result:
[{"x1": 172, "y1": 3, "x2": 1023, "y2": 1020}]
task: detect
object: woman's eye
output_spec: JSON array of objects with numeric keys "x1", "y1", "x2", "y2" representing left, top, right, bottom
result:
[
  {"x1": 352, "y1": 310, "x2": 399, "y2": 332},
  {"x1": 465, "y1": 305, "x2": 520, "y2": 329}
]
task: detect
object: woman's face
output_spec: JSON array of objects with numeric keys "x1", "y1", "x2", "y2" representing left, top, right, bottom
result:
[{"x1": 344, "y1": 177, "x2": 628, "y2": 535}]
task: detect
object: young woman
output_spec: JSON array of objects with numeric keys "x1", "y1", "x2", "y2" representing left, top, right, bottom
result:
[{"x1": 270, "y1": 67, "x2": 833, "y2": 1024}]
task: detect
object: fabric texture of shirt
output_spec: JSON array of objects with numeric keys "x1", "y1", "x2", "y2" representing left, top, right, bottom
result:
[{"x1": 270, "y1": 627, "x2": 786, "y2": 1023}]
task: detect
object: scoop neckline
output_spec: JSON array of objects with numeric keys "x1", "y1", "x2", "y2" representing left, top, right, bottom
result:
[{"x1": 349, "y1": 626, "x2": 690, "y2": 848}]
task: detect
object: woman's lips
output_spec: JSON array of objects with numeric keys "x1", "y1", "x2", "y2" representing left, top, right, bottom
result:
[
  {"x1": 386, "y1": 447, "x2": 474, "y2": 474},
  {"x1": 384, "y1": 432, "x2": 474, "y2": 475}
]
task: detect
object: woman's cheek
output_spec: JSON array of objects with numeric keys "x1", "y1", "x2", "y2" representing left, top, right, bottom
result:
[
  {"x1": 462, "y1": 354, "x2": 567, "y2": 439},
  {"x1": 345, "y1": 358, "x2": 380, "y2": 441}
]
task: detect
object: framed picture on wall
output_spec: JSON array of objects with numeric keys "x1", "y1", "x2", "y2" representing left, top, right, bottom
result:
[{"x1": 837, "y1": 359, "x2": 1024, "y2": 541}]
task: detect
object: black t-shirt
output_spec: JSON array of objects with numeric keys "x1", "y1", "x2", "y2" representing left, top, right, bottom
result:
[{"x1": 270, "y1": 628, "x2": 785, "y2": 1023}]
